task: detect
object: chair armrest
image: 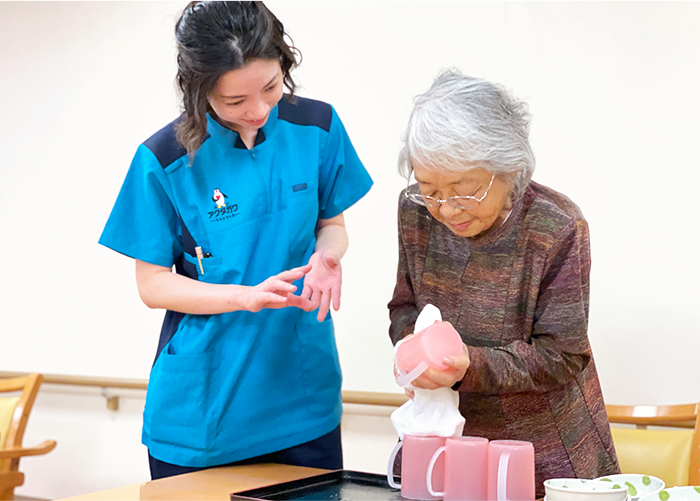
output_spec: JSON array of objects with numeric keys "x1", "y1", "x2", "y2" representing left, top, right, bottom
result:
[
  {"x1": 0, "y1": 471, "x2": 25, "y2": 489},
  {"x1": 0, "y1": 439, "x2": 56, "y2": 459}
]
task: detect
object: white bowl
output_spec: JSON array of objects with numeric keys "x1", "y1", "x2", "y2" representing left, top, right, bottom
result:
[
  {"x1": 639, "y1": 486, "x2": 700, "y2": 500},
  {"x1": 596, "y1": 474, "x2": 665, "y2": 500},
  {"x1": 544, "y1": 478, "x2": 629, "y2": 501}
]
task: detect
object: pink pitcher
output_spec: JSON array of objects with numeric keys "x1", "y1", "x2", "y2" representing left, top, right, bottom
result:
[{"x1": 395, "y1": 322, "x2": 463, "y2": 387}]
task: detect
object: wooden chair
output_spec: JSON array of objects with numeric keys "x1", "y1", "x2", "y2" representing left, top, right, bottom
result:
[
  {"x1": 606, "y1": 402, "x2": 700, "y2": 488},
  {"x1": 0, "y1": 374, "x2": 56, "y2": 500}
]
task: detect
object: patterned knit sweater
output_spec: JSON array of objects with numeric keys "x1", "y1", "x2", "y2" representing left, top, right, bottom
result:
[{"x1": 388, "y1": 181, "x2": 619, "y2": 496}]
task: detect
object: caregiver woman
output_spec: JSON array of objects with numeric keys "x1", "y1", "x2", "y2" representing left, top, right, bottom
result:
[
  {"x1": 99, "y1": 1, "x2": 372, "y2": 479},
  {"x1": 388, "y1": 70, "x2": 619, "y2": 496}
]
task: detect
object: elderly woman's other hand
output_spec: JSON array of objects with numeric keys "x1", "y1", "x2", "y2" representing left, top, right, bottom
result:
[
  {"x1": 395, "y1": 321, "x2": 470, "y2": 396},
  {"x1": 410, "y1": 342, "x2": 470, "y2": 390}
]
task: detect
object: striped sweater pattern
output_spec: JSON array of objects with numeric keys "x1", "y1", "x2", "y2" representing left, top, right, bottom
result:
[{"x1": 388, "y1": 181, "x2": 619, "y2": 496}]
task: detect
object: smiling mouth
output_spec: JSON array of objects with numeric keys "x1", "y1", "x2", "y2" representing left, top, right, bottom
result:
[
  {"x1": 450, "y1": 219, "x2": 472, "y2": 229},
  {"x1": 245, "y1": 116, "x2": 267, "y2": 125}
]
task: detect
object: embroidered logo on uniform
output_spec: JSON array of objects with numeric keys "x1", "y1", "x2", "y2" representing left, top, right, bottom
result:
[
  {"x1": 208, "y1": 188, "x2": 239, "y2": 222},
  {"x1": 212, "y1": 188, "x2": 228, "y2": 208}
]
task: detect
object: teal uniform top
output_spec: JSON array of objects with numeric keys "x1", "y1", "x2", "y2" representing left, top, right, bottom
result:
[{"x1": 99, "y1": 95, "x2": 373, "y2": 467}]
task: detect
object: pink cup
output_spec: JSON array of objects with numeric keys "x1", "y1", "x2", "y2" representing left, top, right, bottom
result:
[
  {"x1": 395, "y1": 322, "x2": 463, "y2": 386},
  {"x1": 426, "y1": 436, "x2": 489, "y2": 501},
  {"x1": 487, "y1": 440, "x2": 535, "y2": 501},
  {"x1": 387, "y1": 434, "x2": 446, "y2": 500}
]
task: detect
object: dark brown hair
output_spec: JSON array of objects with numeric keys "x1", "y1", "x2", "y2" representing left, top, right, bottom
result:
[{"x1": 174, "y1": 1, "x2": 300, "y2": 157}]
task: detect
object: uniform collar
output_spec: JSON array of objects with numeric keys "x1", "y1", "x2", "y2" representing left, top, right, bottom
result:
[{"x1": 206, "y1": 101, "x2": 280, "y2": 150}]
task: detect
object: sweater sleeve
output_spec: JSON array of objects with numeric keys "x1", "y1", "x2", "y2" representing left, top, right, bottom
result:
[
  {"x1": 388, "y1": 192, "x2": 420, "y2": 344},
  {"x1": 459, "y1": 218, "x2": 593, "y2": 394}
]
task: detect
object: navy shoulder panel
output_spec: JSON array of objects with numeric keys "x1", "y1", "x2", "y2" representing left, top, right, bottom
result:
[
  {"x1": 142, "y1": 117, "x2": 186, "y2": 168},
  {"x1": 278, "y1": 95, "x2": 332, "y2": 133},
  {"x1": 142, "y1": 116, "x2": 211, "y2": 169}
]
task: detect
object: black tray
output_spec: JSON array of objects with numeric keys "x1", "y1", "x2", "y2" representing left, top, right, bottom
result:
[{"x1": 230, "y1": 470, "x2": 403, "y2": 500}]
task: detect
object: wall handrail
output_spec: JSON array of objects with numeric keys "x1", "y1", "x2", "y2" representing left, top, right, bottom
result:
[{"x1": 0, "y1": 371, "x2": 408, "y2": 408}]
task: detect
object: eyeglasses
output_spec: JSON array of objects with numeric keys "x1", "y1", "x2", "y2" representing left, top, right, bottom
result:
[{"x1": 404, "y1": 173, "x2": 495, "y2": 210}]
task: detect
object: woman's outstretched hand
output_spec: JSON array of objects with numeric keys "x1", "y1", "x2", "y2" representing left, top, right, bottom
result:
[
  {"x1": 301, "y1": 248, "x2": 342, "y2": 321},
  {"x1": 245, "y1": 264, "x2": 314, "y2": 312}
]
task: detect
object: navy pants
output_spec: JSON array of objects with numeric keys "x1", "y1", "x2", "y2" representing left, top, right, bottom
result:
[{"x1": 148, "y1": 425, "x2": 343, "y2": 480}]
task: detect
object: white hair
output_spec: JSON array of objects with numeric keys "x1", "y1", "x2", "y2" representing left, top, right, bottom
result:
[{"x1": 399, "y1": 69, "x2": 535, "y2": 201}]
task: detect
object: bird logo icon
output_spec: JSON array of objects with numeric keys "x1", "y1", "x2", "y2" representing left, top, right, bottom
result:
[{"x1": 212, "y1": 188, "x2": 228, "y2": 208}]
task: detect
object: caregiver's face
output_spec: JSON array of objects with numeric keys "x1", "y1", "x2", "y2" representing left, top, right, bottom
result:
[
  {"x1": 208, "y1": 59, "x2": 284, "y2": 139},
  {"x1": 413, "y1": 165, "x2": 511, "y2": 238}
]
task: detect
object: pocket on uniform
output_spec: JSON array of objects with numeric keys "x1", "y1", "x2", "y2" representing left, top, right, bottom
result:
[
  {"x1": 285, "y1": 176, "x2": 319, "y2": 258},
  {"x1": 182, "y1": 252, "x2": 224, "y2": 283},
  {"x1": 144, "y1": 348, "x2": 220, "y2": 451},
  {"x1": 295, "y1": 315, "x2": 342, "y2": 416}
]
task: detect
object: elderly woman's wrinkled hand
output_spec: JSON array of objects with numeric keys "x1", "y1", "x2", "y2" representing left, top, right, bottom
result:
[{"x1": 410, "y1": 343, "x2": 470, "y2": 391}]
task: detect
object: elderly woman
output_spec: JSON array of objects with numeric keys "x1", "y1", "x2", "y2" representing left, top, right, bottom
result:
[{"x1": 388, "y1": 70, "x2": 619, "y2": 495}]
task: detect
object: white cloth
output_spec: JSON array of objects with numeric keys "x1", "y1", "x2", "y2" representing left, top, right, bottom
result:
[{"x1": 391, "y1": 304, "x2": 466, "y2": 439}]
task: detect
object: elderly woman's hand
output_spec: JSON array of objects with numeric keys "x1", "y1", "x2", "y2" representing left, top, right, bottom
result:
[{"x1": 410, "y1": 342, "x2": 470, "y2": 391}]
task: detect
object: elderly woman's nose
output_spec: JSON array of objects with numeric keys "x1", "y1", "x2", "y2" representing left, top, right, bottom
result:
[{"x1": 439, "y1": 202, "x2": 462, "y2": 217}]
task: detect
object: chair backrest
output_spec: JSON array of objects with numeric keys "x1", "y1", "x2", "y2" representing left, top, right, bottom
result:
[
  {"x1": 606, "y1": 402, "x2": 700, "y2": 488},
  {"x1": 0, "y1": 374, "x2": 55, "y2": 501},
  {"x1": 0, "y1": 374, "x2": 42, "y2": 457},
  {"x1": 0, "y1": 397, "x2": 20, "y2": 450},
  {"x1": 0, "y1": 374, "x2": 43, "y2": 501}
]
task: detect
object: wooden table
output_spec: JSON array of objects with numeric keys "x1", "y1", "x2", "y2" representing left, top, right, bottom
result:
[{"x1": 56, "y1": 464, "x2": 330, "y2": 501}]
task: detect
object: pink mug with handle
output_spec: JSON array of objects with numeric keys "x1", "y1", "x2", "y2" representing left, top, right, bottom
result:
[
  {"x1": 426, "y1": 436, "x2": 489, "y2": 501},
  {"x1": 487, "y1": 440, "x2": 535, "y2": 501},
  {"x1": 387, "y1": 434, "x2": 446, "y2": 500}
]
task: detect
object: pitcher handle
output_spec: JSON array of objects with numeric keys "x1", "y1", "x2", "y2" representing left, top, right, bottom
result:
[
  {"x1": 395, "y1": 361, "x2": 429, "y2": 387},
  {"x1": 387, "y1": 440, "x2": 403, "y2": 489},
  {"x1": 497, "y1": 451, "x2": 511, "y2": 501},
  {"x1": 426, "y1": 445, "x2": 446, "y2": 497}
]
